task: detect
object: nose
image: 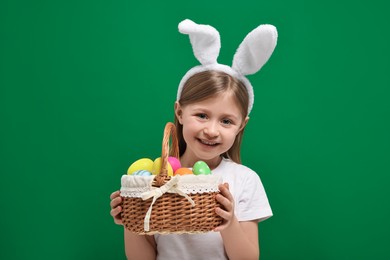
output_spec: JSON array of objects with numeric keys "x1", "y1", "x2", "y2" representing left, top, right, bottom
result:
[{"x1": 203, "y1": 121, "x2": 219, "y2": 138}]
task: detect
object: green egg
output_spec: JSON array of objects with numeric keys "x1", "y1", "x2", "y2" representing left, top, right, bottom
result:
[{"x1": 192, "y1": 161, "x2": 211, "y2": 175}]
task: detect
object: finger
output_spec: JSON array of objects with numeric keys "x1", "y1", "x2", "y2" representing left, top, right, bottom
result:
[
  {"x1": 110, "y1": 190, "x2": 120, "y2": 200},
  {"x1": 217, "y1": 185, "x2": 234, "y2": 205},
  {"x1": 110, "y1": 205, "x2": 122, "y2": 218},
  {"x1": 110, "y1": 196, "x2": 122, "y2": 209},
  {"x1": 218, "y1": 183, "x2": 232, "y2": 200},
  {"x1": 214, "y1": 222, "x2": 228, "y2": 232},
  {"x1": 216, "y1": 194, "x2": 233, "y2": 212},
  {"x1": 113, "y1": 214, "x2": 123, "y2": 225},
  {"x1": 215, "y1": 206, "x2": 230, "y2": 220},
  {"x1": 219, "y1": 182, "x2": 229, "y2": 189}
]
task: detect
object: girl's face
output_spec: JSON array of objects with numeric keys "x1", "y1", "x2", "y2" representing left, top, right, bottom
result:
[{"x1": 175, "y1": 92, "x2": 248, "y2": 169}]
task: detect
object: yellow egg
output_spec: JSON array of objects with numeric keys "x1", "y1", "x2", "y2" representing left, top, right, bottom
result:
[
  {"x1": 127, "y1": 158, "x2": 154, "y2": 175},
  {"x1": 152, "y1": 157, "x2": 173, "y2": 176},
  {"x1": 174, "y1": 167, "x2": 193, "y2": 176}
]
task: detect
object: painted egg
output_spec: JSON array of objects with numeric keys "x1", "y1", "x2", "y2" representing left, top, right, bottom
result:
[
  {"x1": 192, "y1": 161, "x2": 211, "y2": 175},
  {"x1": 133, "y1": 170, "x2": 152, "y2": 176},
  {"x1": 174, "y1": 167, "x2": 193, "y2": 176},
  {"x1": 168, "y1": 156, "x2": 181, "y2": 173},
  {"x1": 152, "y1": 157, "x2": 173, "y2": 176},
  {"x1": 127, "y1": 158, "x2": 153, "y2": 175}
]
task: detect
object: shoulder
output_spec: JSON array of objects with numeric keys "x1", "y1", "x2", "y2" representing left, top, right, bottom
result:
[
  {"x1": 213, "y1": 158, "x2": 262, "y2": 188},
  {"x1": 216, "y1": 158, "x2": 259, "y2": 179},
  {"x1": 216, "y1": 158, "x2": 273, "y2": 222}
]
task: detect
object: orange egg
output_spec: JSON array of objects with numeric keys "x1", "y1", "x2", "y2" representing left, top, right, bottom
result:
[{"x1": 174, "y1": 167, "x2": 193, "y2": 176}]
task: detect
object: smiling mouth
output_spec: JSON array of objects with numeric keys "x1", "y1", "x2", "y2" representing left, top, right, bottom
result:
[{"x1": 198, "y1": 139, "x2": 219, "y2": 146}]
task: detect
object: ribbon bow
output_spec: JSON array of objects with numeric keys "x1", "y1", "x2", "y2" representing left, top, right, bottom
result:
[{"x1": 141, "y1": 175, "x2": 195, "y2": 232}]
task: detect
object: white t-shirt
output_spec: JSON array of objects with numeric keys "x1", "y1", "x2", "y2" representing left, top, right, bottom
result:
[{"x1": 154, "y1": 158, "x2": 272, "y2": 260}]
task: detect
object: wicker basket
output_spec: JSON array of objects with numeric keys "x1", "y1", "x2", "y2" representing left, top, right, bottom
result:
[{"x1": 120, "y1": 122, "x2": 223, "y2": 234}]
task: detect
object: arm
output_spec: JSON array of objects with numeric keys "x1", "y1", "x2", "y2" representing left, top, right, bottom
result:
[
  {"x1": 215, "y1": 183, "x2": 260, "y2": 260},
  {"x1": 110, "y1": 191, "x2": 157, "y2": 260},
  {"x1": 124, "y1": 230, "x2": 157, "y2": 260}
]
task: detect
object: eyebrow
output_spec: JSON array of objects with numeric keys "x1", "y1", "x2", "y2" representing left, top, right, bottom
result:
[{"x1": 192, "y1": 107, "x2": 240, "y2": 121}]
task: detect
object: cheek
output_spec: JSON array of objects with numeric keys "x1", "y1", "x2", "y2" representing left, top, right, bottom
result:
[
  {"x1": 224, "y1": 130, "x2": 240, "y2": 144},
  {"x1": 227, "y1": 134, "x2": 238, "y2": 144},
  {"x1": 182, "y1": 118, "x2": 199, "y2": 131},
  {"x1": 182, "y1": 124, "x2": 195, "y2": 140}
]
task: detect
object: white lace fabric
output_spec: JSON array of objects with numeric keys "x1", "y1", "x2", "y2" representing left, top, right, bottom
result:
[{"x1": 120, "y1": 174, "x2": 222, "y2": 198}]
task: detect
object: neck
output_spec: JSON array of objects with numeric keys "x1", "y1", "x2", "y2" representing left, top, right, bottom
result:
[{"x1": 180, "y1": 154, "x2": 222, "y2": 170}]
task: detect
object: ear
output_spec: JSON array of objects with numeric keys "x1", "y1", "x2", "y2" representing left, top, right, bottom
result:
[
  {"x1": 174, "y1": 102, "x2": 183, "y2": 124},
  {"x1": 178, "y1": 19, "x2": 221, "y2": 66},
  {"x1": 238, "y1": 116, "x2": 250, "y2": 134},
  {"x1": 232, "y1": 24, "x2": 277, "y2": 75}
]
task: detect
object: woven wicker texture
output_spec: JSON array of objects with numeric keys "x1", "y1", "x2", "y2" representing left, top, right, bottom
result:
[{"x1": 121, "y1": 122, "x2": 223, "y2": 234}]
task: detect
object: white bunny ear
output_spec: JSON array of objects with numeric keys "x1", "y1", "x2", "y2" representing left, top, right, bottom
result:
[
  {"x1": 232, "y1": 24, "x2": 278, "y2": 75},
  {"x1": 178, "y1": 19, "x2": 221, "y2": 65}
]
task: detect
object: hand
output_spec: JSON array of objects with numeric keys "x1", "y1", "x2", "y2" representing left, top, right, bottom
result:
[
  {"x1": 214, "y1": 183, "x2": 235, "y2": 232},
  {"x1": 110, "y1": 190, "x2": 123, "y2": 225}
]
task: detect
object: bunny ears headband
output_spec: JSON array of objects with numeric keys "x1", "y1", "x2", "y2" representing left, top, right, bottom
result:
[{"x1": 177, "y1": 19, "x2": 278, "y2": 114}]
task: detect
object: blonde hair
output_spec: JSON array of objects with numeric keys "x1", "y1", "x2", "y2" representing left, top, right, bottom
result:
[{"x1": 174, "y1": 70, "x2": 249, "y2": 164}]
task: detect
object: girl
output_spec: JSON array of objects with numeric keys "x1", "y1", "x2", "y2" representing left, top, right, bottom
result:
[{"x1": 110, "y1": 19, "x2": 277, "y2": 260}]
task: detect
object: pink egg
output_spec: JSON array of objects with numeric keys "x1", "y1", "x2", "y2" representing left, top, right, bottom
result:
[{"x1": 168, "y1": 156, "x2": 181, "y2": 173}]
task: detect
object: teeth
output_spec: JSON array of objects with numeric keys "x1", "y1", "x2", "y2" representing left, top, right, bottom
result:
[{"x1": 200, "y1": 140, "x2": 217, "y2": 145}]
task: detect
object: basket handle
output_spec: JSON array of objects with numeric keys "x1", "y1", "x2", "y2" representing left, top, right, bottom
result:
[{"x1": 155, "y1": 122, "x2": 179, "y2": 186}]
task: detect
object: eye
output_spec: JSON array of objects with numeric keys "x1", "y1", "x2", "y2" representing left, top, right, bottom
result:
[
  {"x1": 221, "y1": 119, "x2": 233, "y2": 125},
  {"x1": 196, "y1": 113, "x2": 208, "y2": 120}
]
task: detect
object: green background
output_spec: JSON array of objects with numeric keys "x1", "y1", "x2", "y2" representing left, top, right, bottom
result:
[{"x1": 1, "y1": 0, "x2": 389, "y2": 259}]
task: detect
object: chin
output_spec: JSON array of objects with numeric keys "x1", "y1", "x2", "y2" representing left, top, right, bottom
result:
[{"x1": 194, "y1": 151, "x2": 220, "y2": 162}]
